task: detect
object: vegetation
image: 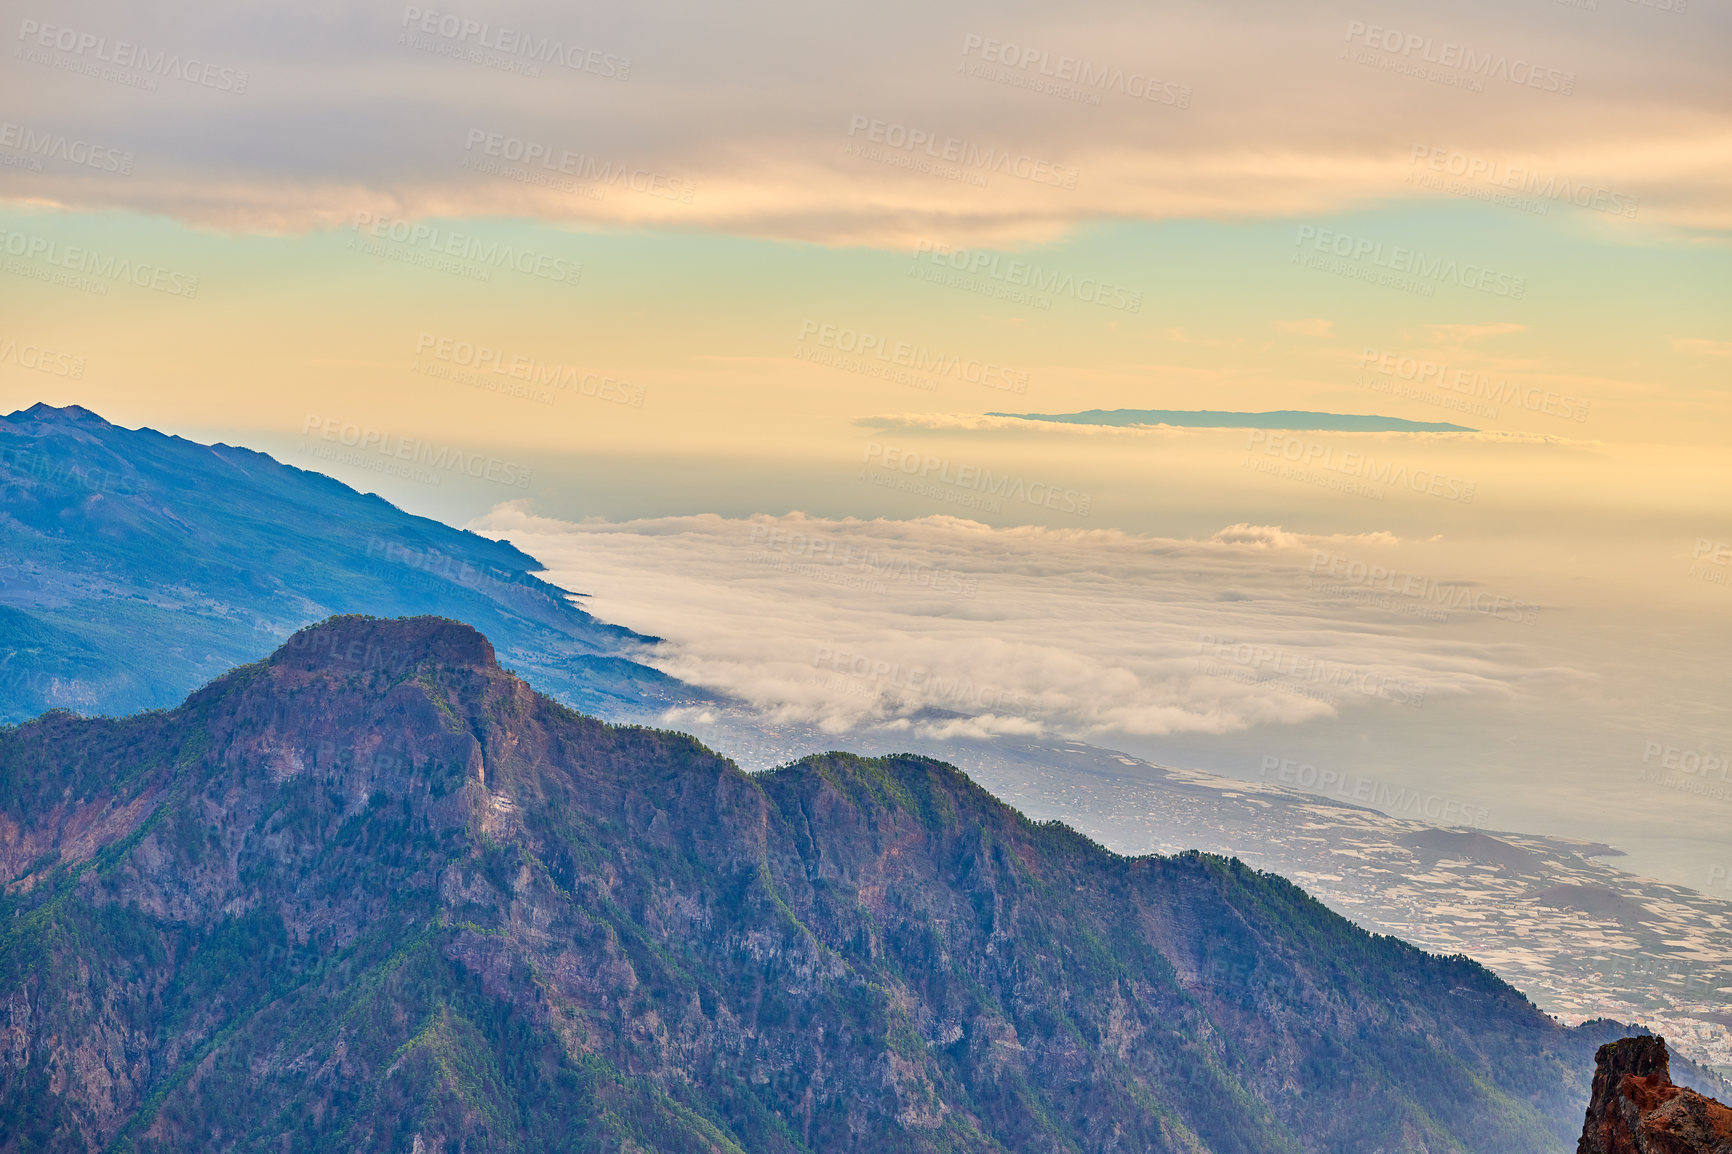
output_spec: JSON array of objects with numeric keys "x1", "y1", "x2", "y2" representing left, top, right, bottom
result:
[{"x1": 0, "y1": 617, "x2": 1630, "y2": 1152}]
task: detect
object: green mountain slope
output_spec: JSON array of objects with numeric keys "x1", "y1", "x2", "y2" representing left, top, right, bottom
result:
[{"x1": 0, "y1": 617, "x2": 1629, "y2": 1152}]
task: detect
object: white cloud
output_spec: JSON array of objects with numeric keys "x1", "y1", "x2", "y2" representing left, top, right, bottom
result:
[
  {"x1": 472, "y1": 506, "x2": 1559, "y2": 742},
  {"x1": 1207, "y1": 522, "x2": 1398, "y2": 549}
]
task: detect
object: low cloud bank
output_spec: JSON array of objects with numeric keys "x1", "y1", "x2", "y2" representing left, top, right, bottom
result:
[{"x1": 474, "y1": 506, "x2": 1550, "y2": 739}]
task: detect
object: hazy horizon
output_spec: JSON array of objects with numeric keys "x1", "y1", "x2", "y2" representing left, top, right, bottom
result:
[{"x1": 4, "y1": 0, "x2": 1728, "y2": 917}]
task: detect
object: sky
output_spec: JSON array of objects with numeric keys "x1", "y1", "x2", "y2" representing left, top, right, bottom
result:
[{"x1": 2, "y1": 0, "x2": 1729, "y2": 887}]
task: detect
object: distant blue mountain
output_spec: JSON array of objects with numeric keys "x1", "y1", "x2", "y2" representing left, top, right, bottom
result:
[
  {"x1": 0, "y1": 403, "x2": 702, "y2": 723},
  {"x1": 988, "y1": 408, "x2": 1476, "y2": 432}
]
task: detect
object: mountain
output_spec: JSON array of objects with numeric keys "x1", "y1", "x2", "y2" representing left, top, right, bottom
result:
[
  {"x1": 916, "y1": 737, "x2": 1732, "y2": 1083},
  {"x1": 654, "y1": 718, "x2": 1732, "y2": 1085},
  {"x1": 985, "y1": 408, "x2": 1476, "y2": 432},
  {"x1": 0, "y1": 403, "x2": 701, "y2": 723},
  {"x1": 0, "y1": 616, "x2": 1648, "y2": 1153},
  {"x1": 1577, "y1": 1036, "x2": 1732, "y2": 1153}
]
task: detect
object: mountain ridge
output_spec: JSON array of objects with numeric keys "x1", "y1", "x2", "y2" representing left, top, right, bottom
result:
[
  {"x1": 0, "y1": 615, "x2": 1644, "y2": 1152},
  {"x1": 0, "y1": 403, "x2": 704, "y2": 724}
]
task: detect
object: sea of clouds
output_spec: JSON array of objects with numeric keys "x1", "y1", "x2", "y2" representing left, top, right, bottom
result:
[{"x1": 474, "y1": 505, "x2": 1559, "y2": 742}]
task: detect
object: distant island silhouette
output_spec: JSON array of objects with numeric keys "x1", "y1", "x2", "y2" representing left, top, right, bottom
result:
[{"x1": 988, "y1": 409, "x2": 1476, "y2": 432}]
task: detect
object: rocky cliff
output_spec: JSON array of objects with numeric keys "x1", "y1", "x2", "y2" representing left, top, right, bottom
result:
[
  {"x1": 1578, "y1": 1036, "x2": 1732, "y2": 1154},
  {"x1": 0, "y1": 616, "x2": 1640, "y2": 1152}
]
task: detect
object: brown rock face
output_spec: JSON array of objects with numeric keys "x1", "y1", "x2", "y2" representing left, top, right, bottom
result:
[{"x1": 1579, "y1": 1036, "x2": 1732, "y2": 1154}]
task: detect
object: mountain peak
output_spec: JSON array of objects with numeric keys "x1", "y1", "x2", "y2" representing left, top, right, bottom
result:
[
  {"x1": 9, "y1": 401, "x2": 113, "y2": 426},
  {"x1": 268, "y1": 614, "x2": 497, "y2": 675}
]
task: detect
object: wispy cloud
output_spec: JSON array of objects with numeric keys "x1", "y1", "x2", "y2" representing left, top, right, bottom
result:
[{"x1": 3, "y1": 0, "x2": 1728, "y2": 243}]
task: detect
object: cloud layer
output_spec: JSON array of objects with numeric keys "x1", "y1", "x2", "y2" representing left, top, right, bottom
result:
[
  {"x1": 473, "y1": 506, "x2": 1558, "y2": 741},
  {"x1": 4, "y1": 0, "x2": 1729, "y2": 243}
]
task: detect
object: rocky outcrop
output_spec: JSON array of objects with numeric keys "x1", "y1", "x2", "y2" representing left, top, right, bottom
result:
[{"x1": 1579, "y1": 1036, "x2": 1732, "y2": 1154}]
